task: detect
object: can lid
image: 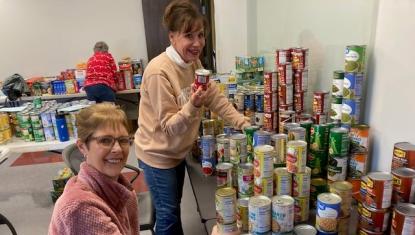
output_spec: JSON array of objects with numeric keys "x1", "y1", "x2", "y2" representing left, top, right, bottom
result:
[
  {"x1": 392, "y1": 167, "x2": 415, "y2": 178},
  {"x1": 230, "y1": 133, "x2": 246, "y2": 140},
  {"x1": 287, "y1": 140, "x2": 307, "y2": 147},
  {"x1": 254, "y1": 145, "x2": 274, "y2": 153},
  {"x1": 351, "y1": 124, "x2": 370, "y2": 130},
  {"x1": 216, "y1": 187, "x2": 236, "y2": 197},
  {"x1": 368, "y1": 172, "x2": 393, "y2": 181},
  {"x1": 195, "y1": 69, "x2": 211, "y2": 76},
  {"x1": 249, "y1": 195, "x2": 271, "y2": 207},
  {"x1": 395, "y1": 203, "x2": 415, "y2": 216},
  {"x1": 239, "y1": 162, "x2": 253, "y2": 170},
  {"x1": 216, "y1": 162, "x2": 233, "y2": 171},
  {"x1": 272, "y1": 195, "x2": 295, "y2": 205},
  {"x1": 395, "y1": 142, "x2": 415, "y2": 151},
  {"x1": 311, "y1": 178, "x2": 327, "y2": 186},
  {"x1": 201, "y1": 135, "x2": 215, "y2": 140},
  {"x1": 330, "y1": 181, "x2": 353, "y2": 192},
  {"x1": 317, "y1": 193, "x2": 342, "y2": 205},
  {"x1": 274, "y1": 167, "x2": 290, "y2": 175},
  {"x1": 254, "y1": 130, "x2": 272, "y2": 136},
  {"x1": 294, "y1": 224, "x2": 317, "y2": 235},
  {"x1": 271, "y1": 133, "x2": 288, "y2": 140},
  {"x1": 330, "y1": 127, "x2": 349, "y2": 134}
]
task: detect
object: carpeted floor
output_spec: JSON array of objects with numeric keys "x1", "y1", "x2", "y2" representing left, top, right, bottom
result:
[{"x1": 0, "y1": 147, "x2": 205, "y2": 235}]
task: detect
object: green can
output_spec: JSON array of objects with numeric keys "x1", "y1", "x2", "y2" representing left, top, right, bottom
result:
[
  {"x1": 332, "y1": 70, "x2": 344, "y2": 97},
  {"x1": 345, "y1": 45, "x2": 366, "y2": 72},
  {"x1": 310, "y1": 178, "x2": 328, "y2": 207},
  {"x1": 329, "y1": 127, "x2": 350, "y2": 156},
  {"x1": 300, "y1": 120, "x2": 313, "y2": 148},
  {"x1": 330, "y1": 96, "x2": 343, "y2": 121},
  {"x1": 29, "y1": 112, "x2": 42, "y2": 129},
  {"x1": 17, "y1": 112, "x2": 31, "y2": 128},
  {"x1": 307, "y1": 150, "x2": 328, "y2": 178},
  {"x1": 243, "y1": 126, "x2": 259, "y2": 162},
  {"x1": 33, "y1": 97, "x2": 42, "y2": 109},
  {"x1": 310, "y1": 124, "x2": 329, "y2": 152},
  {"x1": 33, "y1": 128, "x2": 45, "y2": 142}
]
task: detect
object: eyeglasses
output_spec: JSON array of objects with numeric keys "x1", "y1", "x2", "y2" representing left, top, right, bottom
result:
[{"x1": 88, "y1": 135, "x2": 133, "y2": 148}]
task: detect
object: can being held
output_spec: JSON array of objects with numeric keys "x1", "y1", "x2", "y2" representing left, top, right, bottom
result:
[
  {"x1": 217, "y1": 163, "x2": 233, "y2": 189},
  {"x1": 349, "y1": 152, "x2": 370, "y2": 179},
  {"x1": 238, "y1": 163, "x2": 254, "y2": 198},
  {"x1": 313, "y1": 91, "x2": 330, "y2": 114},
  {"x1": 391, "y1": 203, "x2": 415, "y2": 235},
  {"x1": 249, "y1": 195, "x2": 272, "y2": 234},
  {"x1": 392, "y1": 142, "x2": 415, "y2": 170},
  {"x1": 215, "y1": 187, "x2": 237, "y2": 224},
  {"x1": 344, "y1": 72, "x2": 364, "y2": 99},
  {"x1": 358, "y1": 201, "x2": 390, "y2": 232},
  {"x1": 272, "y1": 195, "x2": 295, "y2": 233},
  {"x1": 274, "y1": 167, "x2": 292, "y2": 196},
  {"x1": 350, "y1": 124, "x2": 370, "y2": 153},
  {"x1": 366, "y1": 172, "x2": 393, "y2": 209},
  {"x1": 332, "y1": 70, "x2": 345, "y2": 97},
  {"x1": 327, "y1": 155, "x2": 348, "y2": 182},
  {"x1": 292, "y1": 167, "x2": 311, "y2": 197},
  {"x1": 271, "y1": 133, "x2": 288, "y2": 167},
  {"x1": 286, "y1": 140, "x2": 307, "y2": 174},
  {"x1": 237, "y1": 198, "x2": 249, "y2": 233},
  {"x1": 391, "y1": 167, "x2": 415, "y2": 204},
  {"x1": 316, "y1": 193, "x2": 342, "y2": 233},
  {"x1": 195, "y1": 69, "x2": 211, "y2": 90}
]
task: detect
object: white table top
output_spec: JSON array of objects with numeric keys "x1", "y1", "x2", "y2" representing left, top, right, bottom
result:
[
  {"x1": 0, "y1": 137, "x2": 76, "y2": 163},
  {"x1": 20, "y1": 89, "x2": 140, "y2": 101}
]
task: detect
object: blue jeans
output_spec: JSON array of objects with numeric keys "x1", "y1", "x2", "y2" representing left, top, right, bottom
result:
[
  {"x1": 138, "y1": 160, "x2": 186, "y2": 235},
  {"x1": 84, "y1": 84, "x2": 116, "y2": 103}
]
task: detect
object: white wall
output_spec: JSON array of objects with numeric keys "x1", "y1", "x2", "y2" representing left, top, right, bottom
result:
[
  {"x1": 214, "y1": 0, "x2": 248, "y2": 73},
  {"x1": 0, "y1": 0, "x2": 147, "y2": 80},
  {"x1": 365, "y1": 0, "x2": 415, "y2": 171}
]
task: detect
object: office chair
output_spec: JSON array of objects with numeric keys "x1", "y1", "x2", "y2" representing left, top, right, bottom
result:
[
  {"x1": 62, "y1": 143, "x2": 155, "y2": 234},
  {"x1": 0, "y1": 213, "x2": 17, "y2": 235}
]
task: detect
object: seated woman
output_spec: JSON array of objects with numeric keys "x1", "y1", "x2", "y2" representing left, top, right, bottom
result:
[{"x1": 49, "y1": 103, "x2": 138, "y2": 235}]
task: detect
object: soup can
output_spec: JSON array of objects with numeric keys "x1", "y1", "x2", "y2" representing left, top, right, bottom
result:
[
  {"x1": 274, "y1": 167, "x2": 292, "y2": 196},
  {"x1": 195, "y1": 69, "x2": 211, "y2": 90},
  {"x1": 238, "y1": 163, "x2": 254, "y2": 198},
  {"x1": 216, "y1": 187, "x2": 237, "y2": 224},
  {"x1": 366, "y1": 172, "x2": 393, "y2": 209},
  {"x1": 272, "y1": 195, "x2": 295, "y2": 233},
  {"x1": 276, "y1": 49, "x2": 291, "y2": 65},
  {"x1": 271, "y1": 133, "x2": 288, "y2": 167},
  {"x1": 391, "y1": 167, "x2": 415, "y2": 204},
  {"x1": 278, "y1": 84, "x2": 294, "y2": 106},
  {"x1": 264, "y1": 71, "x2": 278, "y2": 93},
  {"x1": 313, "y1": 91, "x2": 330, "y2": 114},
  {"x1": 332, "y1": 70, "x2": 345, "y2": 97},
  {"x1": 316, "y1": 193, "x2": 342, "y2": 233},
  {"x1": 392, "y1": 142, "x2": 415, "y2": 170},
  {"x1": 277, "y1": 62, "x2": 293, "y2": 85},
  {"x1": 249, "y1": 195, "x2": 272, "y2": 234},
  {"x1": 286, "y1": 140, "x2": 308, "y2": 174},
  {"x1": 254, "y1": 145, "x2": 274, "y2": 179},
  {"x1": 217, "y1": 163, "x2": 233, "y2": 189},
  {"x1": 294, "y1": 69, "x2": 308, "y2": 92},
  {"x1": 358, "y1": 201, "x2": 390, "y2": 232},
  {"x1": 391, "y1": 203, "x2": 415, "y2": 235}
]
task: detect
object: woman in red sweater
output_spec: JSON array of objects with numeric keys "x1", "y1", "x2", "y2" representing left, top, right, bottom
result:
[
  {"x1": 48, "y1": 103, "x2": 138, "y2": 235},
  {"x1": 84, "y1": 41, "x2": 118, "y2": 103}
]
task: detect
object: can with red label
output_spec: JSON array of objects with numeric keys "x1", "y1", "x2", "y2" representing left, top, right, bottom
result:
[
  {"x1": 292, "y1": 48, "x2": 309, "y2": 70},
  {"x1": 278, "y1": 63, "x2": 293, "y2": 85},
  {"x1": 357, "y1": 227, "x2": 384, "y2": 235},
  {"x1": 313, "y1": 91, "x2": 330, "y2": 114},
  {"x1": 279, "y1": 104, "x2": 293, "y2": 111},
  {"x1": 297, "y1": 113, "x2": 312, "y2": 122},
  {"x1": 358, "y1": 201, "x2": 390, "y2": 232},
  {"x1": 391, "y1": 203, "x2": 415, "y2": 235},
  {"x1": 294, "y1": 69, "x2": 308, "y2": 92},
  {"x1": 392, "y1": 142, "x2": 415, "y2": 170},
  {"x1": 264, "y1": 72, "x2": 278, "y2": 93},
  {"x1": 276, "y1": 49, "x2": 291, "y2": 65},
  {"x1": 195, "y1": 69, "x2": 211, "y2": 90},
  {"x1": 264, "y1": 92, "x2": 278, "y2": 113},
  {"x1": 263, "y1": 112, "x2": 278, "y2": 133},
  {"x1": 238, "y1": 163, "x2": 254, "y2": 198},
  {"x1": 286, "y1": 140, "x2": 308, "y2": 174},
  {"x1": 294, "y1": 92, "x2": 305, "y2": 112},
  {"x1": 366, "y1": 172, "x2": 393, "y2": 209},
  {"x1": 391, "y1": 167, "x2": 415, "y2": 204},
  {"x1": 278, "y1": 84, "x2": 293, "y2": 105},
  {"x1": 116, "y1": 71, "x2": 126, "y2": 91},
  {"x1": 217, "y1": 163, "x2": 233, "y2": 188}
]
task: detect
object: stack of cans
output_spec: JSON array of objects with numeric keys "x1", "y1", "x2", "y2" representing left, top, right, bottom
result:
[
  {"x1": 263, "y1": 71, "x2": 278, "y2": 132},
  {"x1": 215, "y1": 187, "x2": 238, "y2": 233},
  {"x1": 312, "y1": 90, "x2": 329, "y2": 124},
  {"x1": 330, "y1": 70, "x2": 345, "y2": 124},
  {"x1": 329, "y1": 181, "x2": 354, "y2": 234}
]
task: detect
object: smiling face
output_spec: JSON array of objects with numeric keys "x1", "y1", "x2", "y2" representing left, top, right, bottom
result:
[
  {"x1": 77, "y1": 124, "x2": 130, "y2": 180},
  {"x1": 169, "y1": 22, "x2": 205, "y2": 63}
]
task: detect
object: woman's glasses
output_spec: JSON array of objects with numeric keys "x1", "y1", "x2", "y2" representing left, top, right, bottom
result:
[{"x1": 88, "y1": 135, "x2": 133, "y2": 148}]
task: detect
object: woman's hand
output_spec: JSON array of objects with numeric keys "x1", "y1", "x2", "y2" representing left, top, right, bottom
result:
[{"x1": 190, "y1": 84, "x2": 208, "y2": 108}]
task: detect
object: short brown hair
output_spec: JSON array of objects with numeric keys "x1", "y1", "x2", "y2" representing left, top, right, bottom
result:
[
  {"x1": 93, "y1": 41, "x2": 109, "y2": 53},
  {"x1": 76, "y1": 103, "x2": 130, "y2": 143},
  {"x1": 163, "y1": 0, "x2": 208, "y2": 34}
]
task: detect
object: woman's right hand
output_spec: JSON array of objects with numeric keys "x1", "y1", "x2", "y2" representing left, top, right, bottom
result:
[{"x1": 190, "y1": 84, "x2": 207, "y2": 108}]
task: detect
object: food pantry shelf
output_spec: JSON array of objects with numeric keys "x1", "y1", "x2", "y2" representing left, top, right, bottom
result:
[{"x1": 20, "y1": 89, "x2": 140, "y2": 101}]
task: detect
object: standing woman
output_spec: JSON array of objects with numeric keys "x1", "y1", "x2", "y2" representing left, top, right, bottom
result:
[
  {"x1": 135, "y1": 0, "x2": 250, "y2": 234},
  {"x1": 84, "y1": 41, "x2": 118, "y2": 103}
]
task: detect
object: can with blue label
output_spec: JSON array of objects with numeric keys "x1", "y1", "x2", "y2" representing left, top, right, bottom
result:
[
  {"x1": 56, "y1": 115, "x2": 69, "y2": 142},
  {"x1": 133, "y1": 74, "x2": 142, "y2": 89},
  {"x1": 344, "y1": 72, "x2": 364, "y2": 99},
  {"x1": 255, "y1": 92, "x2": 264, "y2": 112},
  {"x1": 253, "y1": 130, "x2": 271, "y2": 147},
  {"x1": 316, "y1": 193, "x2": 342, "y2": 233},
  {"x1": 341, "y1": 98, "x2": 361, "y2": 125},
  {"x1": 201, "y1": 135, "x2": 216, "y2": 176},
  {"x1": 244, "y1": 92, "x2": 255, "y2": 111}
]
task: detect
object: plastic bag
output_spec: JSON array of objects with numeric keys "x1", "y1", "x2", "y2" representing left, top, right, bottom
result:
[{"x1": 1, "y1": 74, "x2": 30, "y2": 101}]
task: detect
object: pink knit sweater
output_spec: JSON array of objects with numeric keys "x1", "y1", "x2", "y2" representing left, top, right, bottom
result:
[{"x1": 48, "y1": 162, "x2": 139, "y2": 235}]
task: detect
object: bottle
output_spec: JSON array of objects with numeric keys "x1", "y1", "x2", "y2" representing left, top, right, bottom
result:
[{"x1": 55, "y1": 114, "x2": 69, "y2": 142}]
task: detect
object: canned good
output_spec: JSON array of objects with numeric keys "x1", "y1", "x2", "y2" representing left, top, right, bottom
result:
[
  {"x1": 344, "y1": 72, "x2": 364, "y2": 99},
  {"x1": 357, "y1": 227, "x2": 383, "y2": 235},
  {"x1": 293, "y1": 224, "x2": 317, "y2": 235},
  {"x1": 264, "y1": 92, "x2": 278, "y2": 113},
  {"x1": 316, "y1": 193, "x2": 342, "y2": 233},
  {"x1": 293, "y1": 167, "x2": 311, "y2": 197},
  {"x1": 202, "y1": 119, "x2": 215, "y2": 136},
  {"x1": 272, "y1": 195, "x2": 295, "y2": 233},
  {"x1": 330, "y1": 181, "x2": 353, "y2": 217},
  {"x1": 238, "y1": 163, "x2": 254, "y2": 198},
  {"x1": 392, "y1": 142, "x2": 415, "y2": 170},
  {"x1": 350, "y1": 124, "x2": 370, "y2": 153},
  {"x1": 278, "y1": 62, "x2": 293, "y2": 85},
  {"x1": 294, "y1": 92, "x2": 305, "y2": 112},
  {"x1": 254, "y1": 176, "x2": 273, "y2": 198},
  {"x1": 327, "y1": 155, "x2": 348, "y2": 181},
  {"x1": 263, "y1": 112, "x2": 278, "y2": 133},
  {"x1": 345, "y1": 45, "x2": 366, "y2": 73},
  {"x1": 341, "y1": 98, "x2": 361, "y2": 125},
  {"x1": 235, "y1": 92, "x2": 245, "y2": 111},
  {"x1": 30, "y1": 112, "x2": 42, "y2": 129},
  {"x1": 217, "y1": 134, "x2": 230, "y2": 163},
  {"x1": 338, "y1": 216, "x2": 350, "y2": 235},
  {"x1": 310, "y1": 124, "x2": 330, "y2": 152},
  {"x1": 244, "y1": 92, "x2": 255, "y2": 111},
  {"x1": 349, "y1": 152, "x2": 370, "y2": 178},
  {"x1": 288, "y1": 127, "x2": 306, "y2": 141},
  {"x1": 347, "y1": 178, "x2": 361, "y2": 201},
  {"x1": 237, "y1": 198, "x2": 249, "y2": 232},
  {"x1": 294, "y1": 196, "x2": 310, "y2": 223},
  {"x1": 255, "y1": 92, "x2": 265, "y2": 112},
  {"x1": 391, "y1": 203, "x2": 415, "y2": 235},
  {"x1": 249, "y1": 195, "x2": 272, "y2": 233},
  {"x1": 195, "y1": 69, "x2": 211, "y2": 90},
  {"x1": 286, "y1": 140, "x2": 307, "y2": 174},
  {"x1": 328, "y1": 127, "x2": 349, "y2": 156},
  {"x1": 44, "y1": 126, "x2": 55, "y2": 141},
  {"x1": 358, "y1": 202, "x2": 390, "y2": 232},
  {"x1": 201, "y1": 135, "x2": 216, "y2": 176},
  {"x1": 307, "y1": 150, "x2": 328, "y2": 178},
  {"x1": 284, "y1": 123, "x2": 301, "y2": 135},
  {"x1": 360, "y1": 175, "x2": 369, "y2": 203},
  {"x1": 271, "y1": 134, "x2": 288, "y2": 167},
  {"x1": 312, "y1": 113, "x2": 327, "y2": 124},
  {"x1": 217, "y1": 163, "x2": 233, "y2": 189},
  {"x1": 274, "y1": 167, "x2": 292, "y2": 196},
  {"x1": 255, "y1": 112, "x2": 264, "y2": 127},
  {"x1": 254, "y1": 145, "x2": 274, "y2": 178},
  {"x1": 33, "y1": 128, "x2": 45, "y2": 142},
  {"x1": 294, "y1": 69, "x2": 308, "y2": 92},
  {"x1": 253, "y1": 131, "x2": 272, "y2": 147},
  {"x1": 310, "y1": 178, "x2": 328, "y2": 207},
  {"x1": 392, "y1": 167, "x2": 415, "y2": 204},
  {"x1": 298, "y1": 113, "x2": 313, "y2": 123},
  {"x1": 264, "y1": 72, "x2": 278, "y2": 93},
  {"x1": 230, "y1": 134, "x2": 247, "y2": 164},
  {"x1": 216, "y1": 187, "x2": 237, "y2": 224},
  {"x1": 332, "y1": 70, "x2": 345, "y2": 97},
  {"x1": 278, "y1": 84, "x2": 294, "y2": 106},
  {"x1": 292, "y1": 48, "x2": 309, "y2": 70},
  {"x1": 330, "y1": 96, "x2": 343, "y2": 121},
  {"x1": 279, "y1": 111, "x2": 296, "y2": 133},
  {"x1": 276, "y1": 49, "x2": 291, "y2": 65},
  {"x1": 366, "y1": 172, "x2": 393, "y2": 209},
  {"x1": 300, "y1": 120, "x2": 313, "y2": 147},
  {"x1": 313, "y1": 91, "x2": 330, "y2": 114},
  {"x1": 279, "y1": 104, "x2": 294, "y2": 112}
]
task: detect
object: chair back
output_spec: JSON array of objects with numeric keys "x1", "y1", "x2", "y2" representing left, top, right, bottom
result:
[
  {"x1": 62, "y1": 143, "x2": 84, "y2": 175},
  {"x1": 0, "y1": 213, "x2": 17, "y2": 235}
]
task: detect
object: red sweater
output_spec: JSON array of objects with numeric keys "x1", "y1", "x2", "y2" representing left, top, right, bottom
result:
[
  {"x1": 85, "y1": 52, "x2": 117, "y2": 90},
  {"x1": 48, "y1": 163, "x2": 139, "y2": 235}
]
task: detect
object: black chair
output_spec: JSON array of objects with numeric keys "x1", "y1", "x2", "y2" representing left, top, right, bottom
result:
[
  {"x1": 62, "y1": 143, "x2": 155, "y2": 234},
  {"x1": 0, "y1": 213, "x2": 17, "y2": 235}
]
